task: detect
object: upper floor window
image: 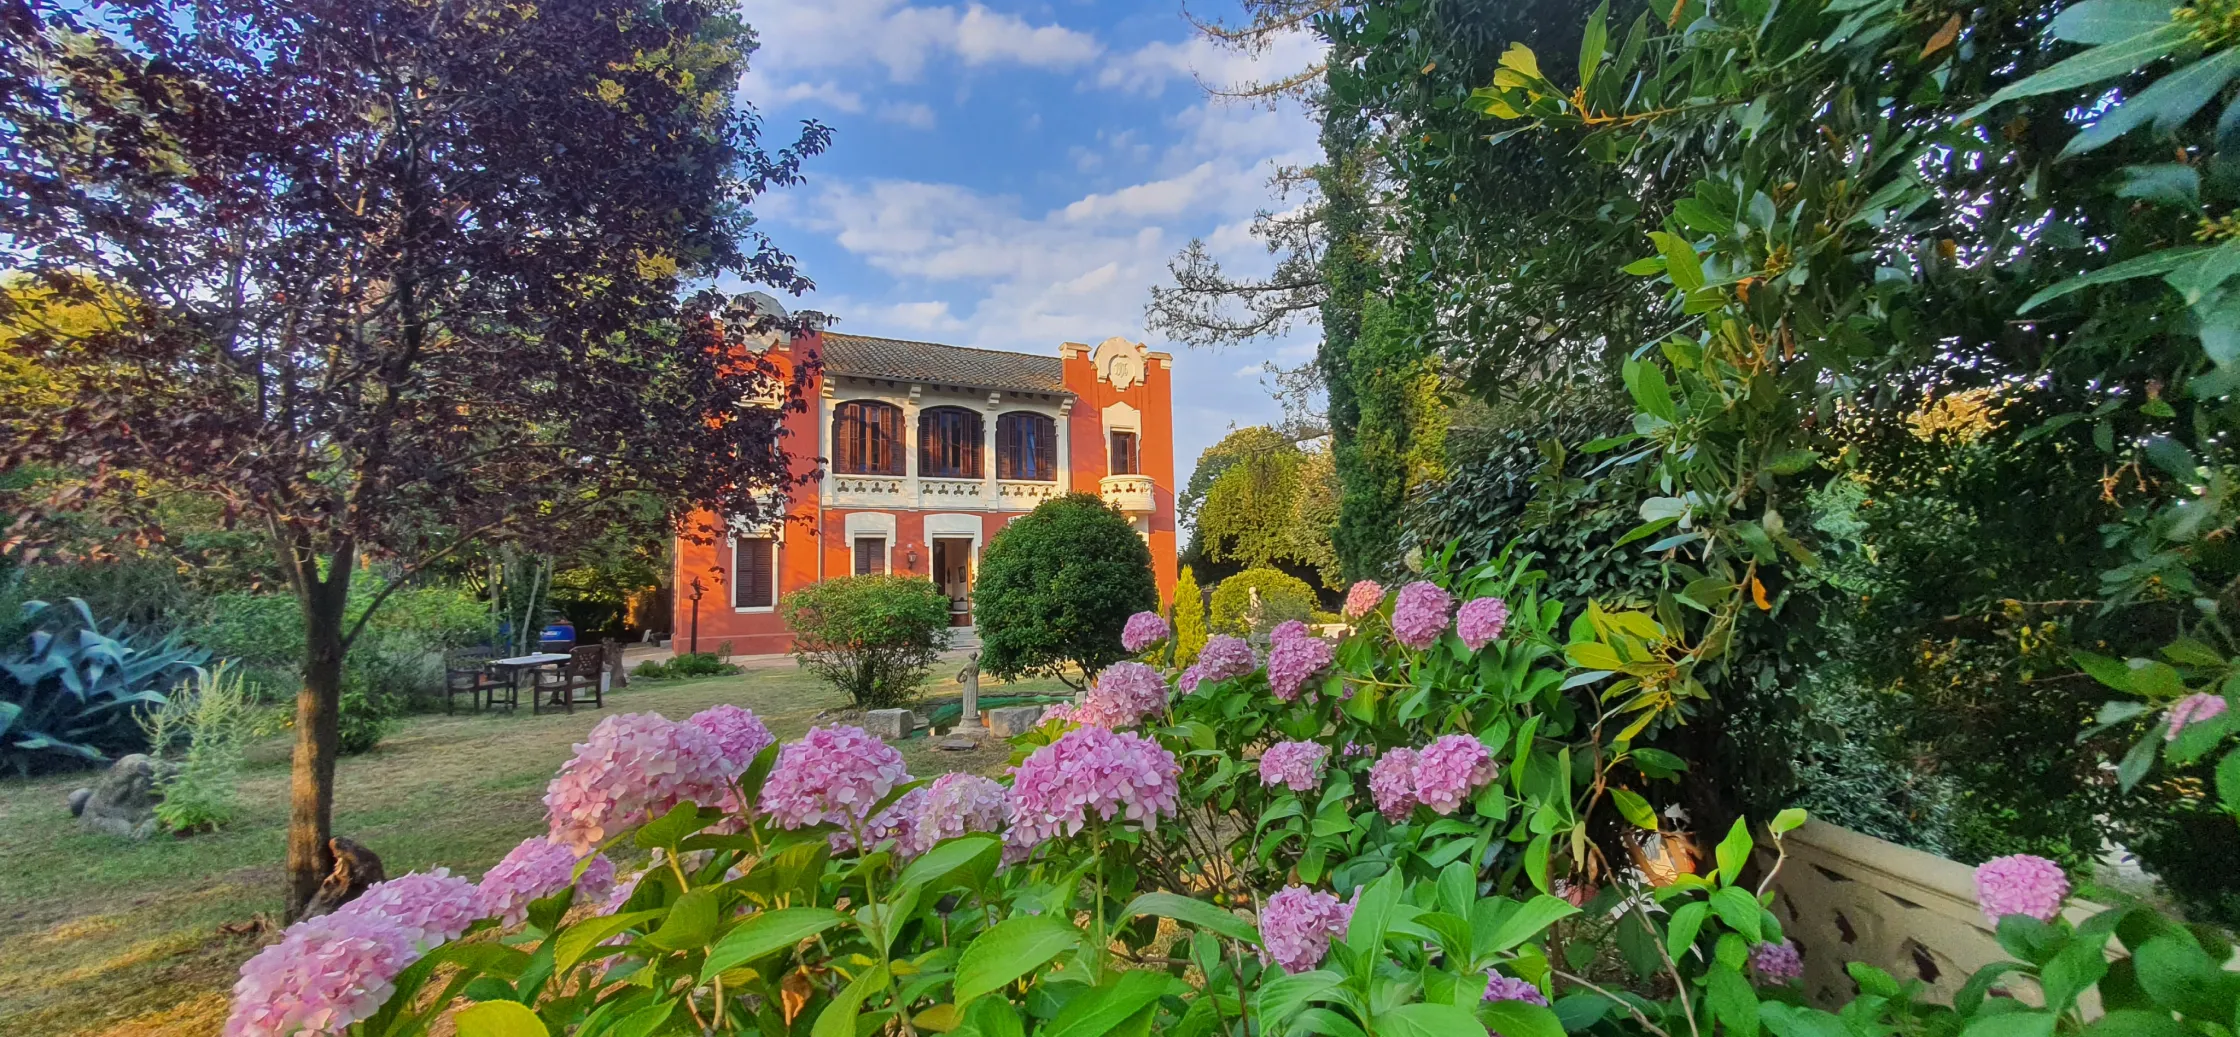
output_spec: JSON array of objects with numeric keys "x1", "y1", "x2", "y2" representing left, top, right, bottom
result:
[
  {"x1": 997, "y1": 412, "x2": 1057, "y2": 481},
  {"x1": 919, "y1": 406, "x2": 983, "y2": 479},
  {"x1": 1109, "y1": 431, "x2": 1139, "y2": 475},
  {"x1": 833, "y1": 400, "x2": 904, "y2": 475}
]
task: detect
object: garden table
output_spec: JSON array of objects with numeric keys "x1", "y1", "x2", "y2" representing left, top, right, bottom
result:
[{"x1": 488, "y1": 652, "x2": 572, "y2": 706}]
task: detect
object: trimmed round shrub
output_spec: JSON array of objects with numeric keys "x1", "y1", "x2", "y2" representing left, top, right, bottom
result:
[
  {"x1": 975, "y1": 493, "x2": 1158, "y2": 686},
  {"x1": 780, "y1": 574, "x2": 952, "y2": 708},
  {"x1": 1209, "y1": 567, "x2": 1316, "y2": 638}
]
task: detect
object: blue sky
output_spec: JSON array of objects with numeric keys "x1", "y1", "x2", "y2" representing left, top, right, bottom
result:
[{"x1": 731, "y1": 0, "x2": 1325, "y2": 482}]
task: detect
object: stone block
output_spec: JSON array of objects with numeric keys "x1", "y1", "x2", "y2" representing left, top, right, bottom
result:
[
  {"x1": 864, "y1": 708, "x2": 915, "y2": 740},
  {"x1": 985, "y1": 705, "x2": 1045, "y2": 738}
]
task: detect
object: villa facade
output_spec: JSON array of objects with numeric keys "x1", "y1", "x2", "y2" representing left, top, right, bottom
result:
[{"x1": 673, "y1": 328, "x2": 1179, "y2": 656}]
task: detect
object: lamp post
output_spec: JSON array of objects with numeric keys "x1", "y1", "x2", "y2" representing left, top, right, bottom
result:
[{"x1": 688, "y1": 576, "x2": 706, "y2": 656}]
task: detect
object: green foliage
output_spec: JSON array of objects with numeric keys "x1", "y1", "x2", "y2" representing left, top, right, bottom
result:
[
  {"x1": 139, "y1": 662, "x2": 267, "y2": 833},
  {"x1": 1207, "y1": 567, "x2": 1317, "y2": 639},
  {"x1": 195, "y1": 580, "x2": 491, "y2": 754},
  {"x1": 1173, "y1": 565, "x2": 1207, "y2": 668},
  {"x1": 0, "y1": 597, "x2": 206, "y2": 775},
  {"x1": 1189, "y1": 428, "x2": 1342, "y2": 589},
  {"x1": 975, "y1": 493, "x2": 1158, "y2": 686},
  {"x1": 780, "y1": 574, "x2": 952, "y2": 709},
  {"x1": 636, "y1": 653, "x2": 737, "y2": 681},
  {"x1": 1332, "y1": 294, "x2": 1446, "y2": 579}
]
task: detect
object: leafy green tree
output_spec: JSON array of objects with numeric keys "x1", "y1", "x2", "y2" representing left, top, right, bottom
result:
[
  {"x1": 1333, "y1": 295, "x2": 1446, "y2": 577},
  {"x1": 1208, "y1": 567, "x2": 1318, "y2": 638},
  {"x1": 1193, "y1": 428, "x2": 1343, "y2": 588},
  {"x1": 781, "y1": 575, "x2": 952, "y2": 709},
  {"x1": 975, "y1": 494, "x2": 1157, "y2": 688},
  {"x1": 0, "y1": 0, "x2": 825, "y2": 916},
  {"x1": 1173, "y1": 565, "x2": 1207, "y2": 668}
]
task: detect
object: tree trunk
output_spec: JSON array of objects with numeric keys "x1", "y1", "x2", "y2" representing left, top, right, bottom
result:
[{"x1": 285, "y1": 566, "x2": 353, "y2": 921}]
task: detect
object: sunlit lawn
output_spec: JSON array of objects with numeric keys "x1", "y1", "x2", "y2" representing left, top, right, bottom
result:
[{"x1": 0, "y1": 662, "x2": 1068, "y2": 1037}]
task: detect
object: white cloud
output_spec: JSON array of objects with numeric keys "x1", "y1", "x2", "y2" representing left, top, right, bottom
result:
[
  {"x1": 1096, "y1": 31, "x2": 1327, "y2": 99},
  {"x1": 880, "y1": 101, "x2": 938, "y2": 129},
  {"x1": 743, "y1": 0, "x2": 1100, "y2": 87}
]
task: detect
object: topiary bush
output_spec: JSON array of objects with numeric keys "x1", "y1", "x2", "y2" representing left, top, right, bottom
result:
[
  {"x1": 975, "y1": 492, "x2": 1157, "y2": 686},
  {"x1": 1208, "y1": 566, "x2": 1316, "y2": 638},
  {"x1": 780, "y1": 574, "x2": 951, "y2": 709}
]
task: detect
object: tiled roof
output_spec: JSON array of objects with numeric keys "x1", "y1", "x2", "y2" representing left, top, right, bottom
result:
[{"x1": 819, "y1": 333, "x2": 1069, "y2": 395}]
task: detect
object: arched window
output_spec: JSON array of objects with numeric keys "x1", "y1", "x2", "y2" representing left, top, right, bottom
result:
[
  {"x1": 996, "y1": 412, "x2": 1057, "y2": 481},
  {"x1": 832, "y1": 400, "x2": 904, "y2": 475},
  {"x1": 919, "y1": 406, "x2": 983, "y2": 478}
]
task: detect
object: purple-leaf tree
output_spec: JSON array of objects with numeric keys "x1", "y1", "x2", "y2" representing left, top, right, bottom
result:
[{"x1": 0, "y1": 0, "x2": 829, "y2": 917}]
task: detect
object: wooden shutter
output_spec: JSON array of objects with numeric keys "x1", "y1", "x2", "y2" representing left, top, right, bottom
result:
[
  {"x1": 1110, "y1": 431, "x2": 1138, "y2": 475},
  {"x1": 854, "y1": 536, "x2": 885, "y2": 575},
  {"x1": 733, "y1": 536, "x2": 775, "y2": 608}
]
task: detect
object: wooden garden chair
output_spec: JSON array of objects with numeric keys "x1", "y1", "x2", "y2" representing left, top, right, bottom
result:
[
  {"x1": 443, "y1": 649, "x2": 506, "y2": 714},
  {"x1": 534, "y1": 645, "x2": 606, "y2": 715}
]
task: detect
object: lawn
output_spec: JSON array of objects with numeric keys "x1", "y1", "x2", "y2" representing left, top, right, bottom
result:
[{"x1": 0, "y1": 662, "x2": 1069, "y2": 1037}]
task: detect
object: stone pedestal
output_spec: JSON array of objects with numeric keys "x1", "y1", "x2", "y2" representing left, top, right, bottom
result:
[
  {"x1": 985, "y1": 705, "x2": 1044, "y2": 738},
  {"x1": 865, "y1": 708, "x2": 915, "y2": 740}
]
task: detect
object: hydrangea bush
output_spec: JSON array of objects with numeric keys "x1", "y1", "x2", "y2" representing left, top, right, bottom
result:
[{"x1": 225, "y1": 544, "x2": 2230, "y2": 1037}]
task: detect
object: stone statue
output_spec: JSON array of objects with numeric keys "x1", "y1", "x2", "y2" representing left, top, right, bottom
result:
[{"x1": 958, "y1": 650, "x2": 981, "y2": 725}]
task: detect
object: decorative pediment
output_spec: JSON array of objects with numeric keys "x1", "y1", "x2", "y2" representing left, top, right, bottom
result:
[{"x1": 1090, "y1": 336, "x2": 1150, "y2": 390}]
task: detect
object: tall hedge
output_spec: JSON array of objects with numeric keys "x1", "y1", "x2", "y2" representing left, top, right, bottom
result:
[{"x1": 974, "y1": 493, "x2": 1157, "y2": 687}]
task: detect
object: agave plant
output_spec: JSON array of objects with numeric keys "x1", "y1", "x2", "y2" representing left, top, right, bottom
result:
[{"x1": 0, "y1": 598, "x2": 207, "y2": 775}]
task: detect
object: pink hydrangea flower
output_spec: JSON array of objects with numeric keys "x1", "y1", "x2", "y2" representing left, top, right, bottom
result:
[
  {"x1": 1123, "y1": 611, "x2": 1171, "y2": 652},
  {"x1": 1005, "y1": 726, "x2": 1181, "y2": 849},
  {"x1": 331, "y1": 869, "x2": 482, "y2": 950},
  {"x1": 905, "y1": 772, "x2": 1009, "y2": 856},
  {"x1": 1342, "y1": 740, "x2": 1374, "y2": 758},
  {"x1": 1750, "y1": 940, "x2": 1803, "y2": 982},
  {"x1": 224, "y1": 911, "x2": 416, "y2": 1037},
  {"x1": 1343, "y1": 580, "x2": 1385, "y2": 619},
  {"x1": 1413, "y1": 734, "x2": 1498, "y2": 815},
  {"x1": 1196, "y1": 635, "x2": 1257, "y2": 683},
  {"x1": 479, "y1": 837, "x2": 616, "y2": 928},
  {"x1": 1039, "y1": 700, "x2": 1079, "y2": 726},
  {"x1": 1077, "y1": 661, "x2": 1170, "y2": 728},
  {"x1": 761, "y1": 725, "x2": 913, "y2": 834},
  {"x1": 1391, "y1": 581, "x2": 1454, "y2": 649},
  {"x1": 1261, "y1": 885, "x2": 1353, "y2": 973},
  {"x1": 837, "y1": 786, "x2": 927, "y2": 856},
  {"x1": 1456, "y1": 597, "x2": 1511, "y2": 651},
  {"x1": 544, "y1": 712, "x2": 733, "y2": 854},
  {"x1": 2166, "y1": 692, "x2": 2229, "y2": 741},
  {"x1": 1258, "y1": 740, "x2": 1330, "y2": 792},
  {"x1": 601, "y1": 870, "x2": 645, "y2": 914},
  {"x1": 688, "y1": 704, "x2": 776, "y2": 772},
  {"x1": 1974, "y1": 854, "x2": 2069, "y2": 923},
  {"x1": 1484, "y1": 974, "x2": 1549, "y2": 1006},
  {"x1": 1266, "y1": 632, "x2": 1334, "y2": 702},
  {"x1": 1369, "y1": 747, "x2": 1420, "y2": 821},
  {"x1": 1270, "y1": 620, "x2": 1311, "y2": 643},
  {"x1": 1176, "y1": 665, "x2": 1204, "y2": 696}
]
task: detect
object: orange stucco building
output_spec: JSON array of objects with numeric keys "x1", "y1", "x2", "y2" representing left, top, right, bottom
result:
[{"x1": 673, "y1": 327, "x2": 1178, "y2": 656}]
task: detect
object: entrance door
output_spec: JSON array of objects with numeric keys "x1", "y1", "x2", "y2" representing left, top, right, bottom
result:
[{"x1": 932, "y1": 537, "x2": 974, "y2": 626}]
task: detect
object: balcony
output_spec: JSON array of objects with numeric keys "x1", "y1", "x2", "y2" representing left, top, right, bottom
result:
[
  {"x1": 918, "y1": 478, "x2": 990, "y2": 508},
  {"x1": 1099, "y1": 474, "x2": 1154, "y2": 516}
]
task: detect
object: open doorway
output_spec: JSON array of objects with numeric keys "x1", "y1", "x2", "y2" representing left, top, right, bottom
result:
[{"x1": 931, "y1": 537, "x2": 974, "y2": 627}]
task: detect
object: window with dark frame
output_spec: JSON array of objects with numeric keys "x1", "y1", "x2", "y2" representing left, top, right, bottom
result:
[
  {"x1": 732, "y1": 536, "x2": 776, "y2": 609},
  {"x1": 832, "y1": 400, "x2": 905, "y2": 475},
  {"x1": 853, "y1": 536, "x2": 887, "y2": 576},
  {"x1": 996, "y1": 412, "x2": 1057, "y2": 481},
  {"x1": 1109, "y1": 430, "x2": 1139, "y2": 475},
  {"x1": 918, "y1": 406, "x2": 983, "y2": 478}
]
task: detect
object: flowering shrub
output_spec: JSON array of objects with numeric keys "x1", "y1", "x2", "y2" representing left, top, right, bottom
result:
[
  {"x1": 1121, "y1": 610, "x2": 1169, "y2": 653},
  {"x1": 223, "y1": 547, "x2": 2223, "y2": 1037}
]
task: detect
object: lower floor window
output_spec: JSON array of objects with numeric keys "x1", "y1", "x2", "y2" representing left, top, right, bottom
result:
[
  {"x1": 853, "y1": 536, "x2": 887, "y2": 576},
  {"x1": 733, "y1": 536, "x2": 776, "y2": 609}
]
